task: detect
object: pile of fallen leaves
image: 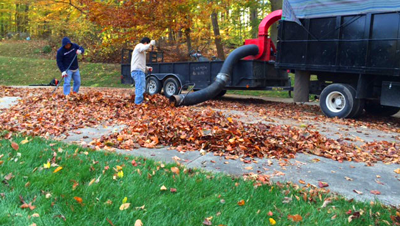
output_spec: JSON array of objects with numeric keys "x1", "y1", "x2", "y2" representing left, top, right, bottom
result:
[{"x1": 0, "y1": 86, "x2": 399, "y2": 164}]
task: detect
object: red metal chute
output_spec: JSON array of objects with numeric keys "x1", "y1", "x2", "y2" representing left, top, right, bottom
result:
[{"x1": 244, "y1": 10, "x2": 282, "y2": 61}]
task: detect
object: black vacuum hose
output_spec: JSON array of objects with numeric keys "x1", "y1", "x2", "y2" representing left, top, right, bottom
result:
[{"x1": 170, "y1": 44, "x2": 259, "y2": 106}]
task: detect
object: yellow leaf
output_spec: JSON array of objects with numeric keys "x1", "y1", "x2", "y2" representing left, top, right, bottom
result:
[
  {"x1": 119, "y1": 203, "x2": 130, "y2": 210},
  {"x1": 227, "y1": 117, "x2": 233, "y2": 123},
  {"x1": 394, "y1": 168, "x2": 400, "y2": 174},
  {"x1": 21, "y1": 138, "x2": 29, "y2": 144},
  {"x1": 135, "y1": 219, "x2": 143, "y2": 226},
  {"x1": 44, "y1": 162, "x2": 51, "y2": 169},
  {"x1": 53, "y1": 166, "x2": 63, "y2": 173},
  {"x1": 160, "y1": 185, "x2": 167, "y2": 191},
  {"x1": 88, "y1": 178, "x2": 96, "y2": 186},
  {"x1": 122, "y1": 197, "x2": 127, "y2": 204},
  {"x1": 269, "y1": 218, "x2": 276, "y2": 225},
  {"x1": 118, "y1": 170, "x2": 124, "y2": 178}
]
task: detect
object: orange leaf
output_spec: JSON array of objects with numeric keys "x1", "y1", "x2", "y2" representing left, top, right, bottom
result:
[
  {"x1": 288, "y1": 214, "x2": 303, "y2": 222},
  {"x1": 11, "y1": 142, "x2": 19, "y2": 151},
  {"x1": 53, "y1": 166, "x2": 63, "y2": 173},
  {"x1": 237, "y1": 200, "x2": 245, "y2": 206},
  {"x1": 299, "y1": 179, "x2": 306, "y2": 184},
  {"x1": 74, "y1": 197, "x2": 83, "y2": 204},
  {"x1": 171, "y1": 167, "x2": 180, "y2": 175}
]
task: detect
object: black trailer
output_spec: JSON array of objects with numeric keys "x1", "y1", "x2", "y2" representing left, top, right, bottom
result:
[
  {"x1": 276, "y1": 9, "x2": 400, "y2": 118},
  {"x1": 121, "y1": 49, "x2": 291, "y2": 98}
]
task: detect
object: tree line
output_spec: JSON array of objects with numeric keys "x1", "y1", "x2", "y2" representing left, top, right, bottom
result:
[{"x1": 0, "y1": 0, "x2": 282, "y2": 62}]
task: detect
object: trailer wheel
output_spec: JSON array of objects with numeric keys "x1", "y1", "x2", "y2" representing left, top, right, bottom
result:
[
  {"x1": 364, "y1": 102, "x2": 400, "y2": 117},
  {"x1": 163, "y1": 77, "x2": 180, "y2": 98},
  {"x1": 146, "y1": 76, "x2": 162, "y2": 95},
  {"x1": 320, "y1": 83, "x2": 356, "y2": 118}
]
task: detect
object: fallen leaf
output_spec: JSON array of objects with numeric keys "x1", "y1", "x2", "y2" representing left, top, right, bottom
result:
[
  {"x1": 119, "y1": 203, "x2": 130, "y2": 210},
  {"x1": 346, "y1": 210, "x2": 352, "y2": 215},
  {"x1": 106, "y1": 218, "x2": 115, "y2": 226},
  {"x1": 394, "y1": 168, "x2": 400, "y2": 174},
  {"x1": 171, "y1": 167, "x2": 180, "y2": 175},
  {"x1": 122, "y1": 197, "x2": 128, "y2": 204},
  {"x1": 134, "y1": 219, "x2": 143, "y2": 226},
  {"x1": 318, "y1": 181, "x2": 329, "y2": 188},
  {"x1": 88, "y1": 178, "x2": 96, "y2": 186},
  {"x1": 237, "y1": 200, "x2": 245, "y2": 206},
  {"x1": 345, "y1": 176, "x2": 353, "y2": 181},
  {"x1": 299, "y1": 179, "x2": 306, "y2": 184},
  {"x1": 269, "y1": 218, "x2": 276, "y2": 225},
  {"x1": 118, "y1": 170, "x2": 124, "y2": 178},
  {"x1": 43, "y1": 162, "x2": 51, "y2": 169},
  {"x1": 21, "y1": 138, "x2": 29, "y2": 145},
  {"x1": 160, "y1": 185, "x2": 167, "y2": 191},
  {"x1": 353, "y1": 190, "x2": 363, "y2": 195},
  {"x1": 203, "y1": 218, "x2": 212, "y2": 225},
  {"x1": 4, "y1": 173, "x2": 13, "y2": 181},
  {"x1": 53, "y1": 166, "x2": 63, "y2": 173},
  {"x1": 282, "y1": 197, "x2": 292, "y2": 204},
  {"x1": 131, "y1": 160, "x2": 137, "y2": 166},
  {"x1": 11, "y1": 142, "x2": 19, "y2": 151},
  {"x1": 30, "y1": 224, "x2": 37, "y2": 226},
  {"x1": 31, "y1": 213, "x2": 40, "y2": 217},
  {"x1": 227, "y1": 117, "x2": 233, "y2": 123},
  {"x1": 244, "y1": 166, "x2": 253, "y2": 170},
  {"x1": 74, "y1": 197, "x2": 83, "y2": 204},
  {"x1": 321, "y1": 198, "x2": 332, "y2": 208},
  {"x1": 370, "y1": 190, "x2": 381, "y2": 195},
  {"x1": 170, "y1": 188, "x2": 177, "y2": 193},
  {"x1": 288, "y1": 214, "x2": 303, "y2": 222}
]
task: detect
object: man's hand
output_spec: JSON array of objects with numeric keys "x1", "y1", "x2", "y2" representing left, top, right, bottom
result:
[
  {"x1": 150, "y1": 40, "x2": 156, "y2": 46},
  {"x1": 76, "y1": 49, "x2": 82, "y2": 55},
  {"x1": 62, "y1": 71, "x2": 68, "y2": 78}
]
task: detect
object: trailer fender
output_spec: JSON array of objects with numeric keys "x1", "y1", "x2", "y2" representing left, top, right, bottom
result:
[{"x1": 146, "y1": 73, "x2": 183, "y2": 87}]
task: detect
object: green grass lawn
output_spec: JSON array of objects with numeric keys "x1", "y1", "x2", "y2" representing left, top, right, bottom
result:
[
  {"x1": 0, "y1": 134, "x2": 397, "y2": 225},
  {"x1": 0, "y1": 41, "x2": 130, "y2": 88}
]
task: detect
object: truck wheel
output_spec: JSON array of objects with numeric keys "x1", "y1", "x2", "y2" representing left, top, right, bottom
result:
[
  {"x1": 163, "y1": 77, "x2": 180, "y2": 98},
  {"x1": 364, "y1": 102, "x2": 400, "y2": 117},
  {"x1": 214, "y1": 90, "x2": 227, "y2": 99},
  {"x1": 320, "y1": 83, "x2": 357, "y2": 118},
  {"x1": 343, "y1": 84, "x2": 364, "y2": 118},
  {"x1": 146, "y1": 76, "x2": 162, "y2": 95}
]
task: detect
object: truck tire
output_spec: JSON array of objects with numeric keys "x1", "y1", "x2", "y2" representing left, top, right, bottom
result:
[
  {"x1": 364, "y1": 102, "x2": 400, "y2": 117},
  {"x1": 163, "y1": 77, "x2": 180, "y2": 98},
  {"x1": 343, "y1": 84, "x2": 364, "y2": 118},
  {"x1": 320, "y1": 83, "x2": 357, "y2": 118},
  {"x1": 146, "y1": 76, "x2": 162, "y2": 95},
  {"x1": 214, "y1": 90, "x2": 227, "y2": 99}
]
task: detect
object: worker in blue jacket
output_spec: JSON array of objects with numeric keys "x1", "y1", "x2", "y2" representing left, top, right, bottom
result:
[{"x1": 56, "y1": 37, "x2": 84, "y2": 95}]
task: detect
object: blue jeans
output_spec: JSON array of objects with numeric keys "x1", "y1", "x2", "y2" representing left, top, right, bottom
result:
[
  {"x1": 63, "y1": 69, "x2": 81, "y2": 95},
  {"x1": 131, "y1": 70, "x2": 146, "y2": 104}
]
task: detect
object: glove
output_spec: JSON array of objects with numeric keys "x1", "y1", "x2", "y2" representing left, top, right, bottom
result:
[
  {"x1": 150, "y1": 40, "x2": 156, "y2": 46},
  {"x1": 76, "y1": 49, "x2": 82, "y2": 55},
  {"x1": 62, "y1": 71, "x2": 67, "y2": 78}
]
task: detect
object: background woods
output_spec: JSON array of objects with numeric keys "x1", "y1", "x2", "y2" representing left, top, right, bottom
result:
[{"x1": 0, "y1": 0, "x2": 280, "y2": 63}]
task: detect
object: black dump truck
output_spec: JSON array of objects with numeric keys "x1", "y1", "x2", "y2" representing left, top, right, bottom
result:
[{"x1": 121, "y1": 0, "x2": 400, "y2": 118}]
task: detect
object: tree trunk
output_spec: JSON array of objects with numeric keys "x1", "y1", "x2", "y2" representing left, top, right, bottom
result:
[
  {"x1": 185, "y1": 28, "x2": 191, "y2": 54},
  {"x1": 211, "y1": 10, "x2": 225, "y2": 60},
  {"x1": 250, "y1": 5, "x2": 258, "y2": 38},
  {"x1": 270, "y1": 0, "x2": 282, "y2": 45}
]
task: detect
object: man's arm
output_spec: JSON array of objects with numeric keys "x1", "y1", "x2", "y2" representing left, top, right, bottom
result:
[
  {"x1": 137, "y1": 43, "x2": 151, "y2": 53},
  {"x1": 56, "y1": 51, "x2": 66, "y2": 72}
]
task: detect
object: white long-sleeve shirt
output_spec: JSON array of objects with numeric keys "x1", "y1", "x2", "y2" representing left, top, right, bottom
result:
[{"x1": 131, "y1": 43, "x2": 151, "y2": 73}]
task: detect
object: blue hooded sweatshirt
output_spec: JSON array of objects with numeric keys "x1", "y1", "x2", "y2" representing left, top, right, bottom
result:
[{"x1": 56, "y1": 37, "x2": 84, "y2": 72}]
